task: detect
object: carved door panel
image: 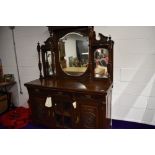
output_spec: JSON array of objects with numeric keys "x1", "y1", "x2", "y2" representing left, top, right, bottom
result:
[
  {"x1": 79, "y1": 104, "x2": 98, "y2": 128},
  {"x1": 77, "y1": 97, "x2": 99, "y2": 129}
]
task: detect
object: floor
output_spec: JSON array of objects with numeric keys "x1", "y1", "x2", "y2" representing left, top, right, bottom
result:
[
  {"x1": 112, "y1": 119, "x2": 155, "y2": 129},
  {"x1": 1, "y1": 107, "x2": 155, "y2": 129},
  {"x1": 1, "y1": 119, "x2": 155, "y2": 129}
]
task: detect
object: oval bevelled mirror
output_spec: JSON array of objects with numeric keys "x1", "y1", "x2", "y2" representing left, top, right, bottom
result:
[
  {"x1": 94, "y1": 48, "x2": 109, "y2": 78},
  {"x1": 58, "y1": 32, "x2": 89, "y2": 76}
]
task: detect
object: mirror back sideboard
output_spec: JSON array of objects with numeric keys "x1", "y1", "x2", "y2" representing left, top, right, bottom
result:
[{"x1": 24, "y1": 26, "x2": 114, "y2": 129}]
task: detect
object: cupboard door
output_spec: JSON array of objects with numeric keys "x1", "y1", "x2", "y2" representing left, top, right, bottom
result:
[
  {"x1": 79, "y1": 104, "x2": 98, "y2": 128},
  {"x1": 77, "y1": 97, "x2": 99, "y2": 129},
  {"x1": 52, "y1": 94, "x2": 75, "y2": 128},
  {"x1": 29, "y1": 96, "x2": 54, "y2": 128}
]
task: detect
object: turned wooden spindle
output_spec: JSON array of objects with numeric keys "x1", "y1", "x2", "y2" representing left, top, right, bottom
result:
[{"x1": 37, "y1": 42, "x2": 43, "y2": 79}]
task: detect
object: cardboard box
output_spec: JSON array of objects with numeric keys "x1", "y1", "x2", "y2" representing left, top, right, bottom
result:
[{"x1": 0, "y1": 94, "x2": 8, "y2": 114}]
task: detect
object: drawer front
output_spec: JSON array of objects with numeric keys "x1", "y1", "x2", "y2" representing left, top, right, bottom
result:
[
  {"x1": 28, "y1": 86, "x2": 106, "y2": 101},
  {"x1": 28, "y1": 87, "x2": 74, "y2": 98},
  {"x1": 28, "y1": 87, "x2": 51, "y2": 97}
]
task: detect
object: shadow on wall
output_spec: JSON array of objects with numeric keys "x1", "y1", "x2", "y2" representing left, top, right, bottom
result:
[
  {"x1": 142, "y1": 79, "x2": 155, "y2": 124},
  {"x1": 113, "y1": 54, "x2": 155, "y2": 124}
]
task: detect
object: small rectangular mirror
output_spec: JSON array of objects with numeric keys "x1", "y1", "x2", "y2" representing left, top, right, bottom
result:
[{"x1": 94, "y1": 48, "x2": 109, "y2": 78}]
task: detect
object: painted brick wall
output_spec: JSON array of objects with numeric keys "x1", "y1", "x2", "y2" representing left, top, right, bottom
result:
[
  {"x1": 94, "y1": 26, "x2": 155, "y2": 125},
  {"x1": 0, "y1": 26, "x2": 49, "y2": 107},
  {"x1": 0, "y1": 26, "x2": 155, "y2": 125}
]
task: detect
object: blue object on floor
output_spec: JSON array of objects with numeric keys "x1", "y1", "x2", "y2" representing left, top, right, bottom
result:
[
  {"x1": 22, "y1": 123, "x2": 48, "y2": 129},
  {"x1": 112, "y1": 119, "x2": 155, "y2": 129}
]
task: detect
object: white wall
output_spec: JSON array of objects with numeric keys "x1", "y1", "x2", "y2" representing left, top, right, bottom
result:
[
  {"x1": 94, "y1": 26, "x2": 155, "y2": 125},
  {"x1": 0, "y1": 26, "x2": 155, "y2": 125},
  {"x1": 0, "y1": 26, "x2": 49, "y2": 107}
]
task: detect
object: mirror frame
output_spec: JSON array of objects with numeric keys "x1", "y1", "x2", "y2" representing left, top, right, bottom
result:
[
  {"x1": 37, "y1": 27, "x2": 114, "y2": 82},
  {"x1": 40, "y1": 26, "x2": 93, "y2": 80},
  {"x1": 91, "y1": 33, "x2": 114, "y2": 82}
]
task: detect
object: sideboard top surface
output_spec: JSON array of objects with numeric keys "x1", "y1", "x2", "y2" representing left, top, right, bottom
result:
[{"x1": 25, "y1": 78, "x2": 112, "y2": 95}]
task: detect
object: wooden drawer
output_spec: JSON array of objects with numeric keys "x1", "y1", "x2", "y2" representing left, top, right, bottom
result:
[
  {"x1": 76, "y1": 94, "x2": 104, "y2": 106},
  {"x1": 29, "y1": 87, "x2": 50, "y2": 96},
  {"x1": 28, "y1": 87, "x2": 72, "y2": 98}
]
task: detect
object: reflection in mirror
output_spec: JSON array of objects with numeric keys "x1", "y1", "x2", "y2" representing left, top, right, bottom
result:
[
  {"x1": 47, "y1": 51, "x2": 55, "y2": 76},
  {"x1": 47, "y1": 51, "x2": 53, "y2": 75},
  {"x1": 94, "y1": 48, "x2": 109, "y2": 78},
  {"x1": 59, "y1": 33, "x2": 89, "y2": 76}
]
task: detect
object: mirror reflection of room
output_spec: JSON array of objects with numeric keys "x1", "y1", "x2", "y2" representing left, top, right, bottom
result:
[
  {"x1": 47, "y1": 51, "x2": 52, "y2": 75},
  {"x1": 59, "y1": 33, "x2": 89, "y2": 76},
  {"x1": 94, "y1": 48, "x2": 109, "y2": 78}
]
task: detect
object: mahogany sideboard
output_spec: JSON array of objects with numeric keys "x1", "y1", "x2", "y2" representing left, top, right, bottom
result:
[
  {"x1": 25, "y1": 78, "x2": 112, "y2": 128},
  {"x1": 24, "y1": 26, "x2": 114, "y2": 129}
]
